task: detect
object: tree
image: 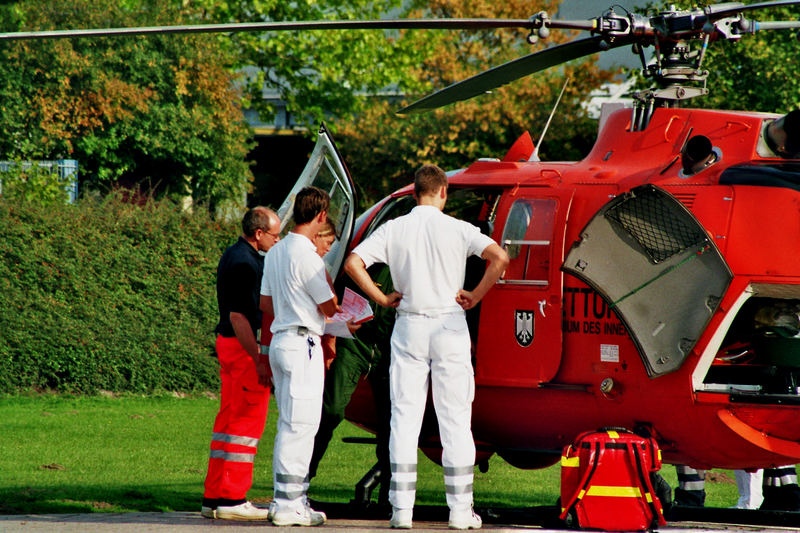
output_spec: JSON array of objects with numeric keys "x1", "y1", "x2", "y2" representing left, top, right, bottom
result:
[
  {"x1": 0, "y1": 0, "x2": 433, "y2": 208},
  {"x1": 333, "y1": 0, "x2": 618, "y2": 208},
  {"x1": 0, "y1": 0, "x2": 252, "y2": 207},
  {"x1": 189, "y1": 0, "x2": 425, "y2": 127}
]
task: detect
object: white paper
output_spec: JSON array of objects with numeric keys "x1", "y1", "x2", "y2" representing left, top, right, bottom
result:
[
  {"x1": 324, "y1": 320, "x2": 354, "y2": 339},
  {"x1": 324, "y1": 287, "x2": 373, "y2": 338}
]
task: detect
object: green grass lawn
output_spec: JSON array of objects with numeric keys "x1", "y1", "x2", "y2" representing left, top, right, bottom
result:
[{"x1": 0, "y1": 394, "x2": 739, "y2": 514}]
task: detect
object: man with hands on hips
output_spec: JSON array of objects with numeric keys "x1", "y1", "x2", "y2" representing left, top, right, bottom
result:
[{"x1": 344, "y1": 164, "x2": 509, "y2": 530}]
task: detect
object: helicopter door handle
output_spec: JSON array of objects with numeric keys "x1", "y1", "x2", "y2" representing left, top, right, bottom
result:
[{"x1": 538, "y1": 299, "x2": 547, "y2": 318}]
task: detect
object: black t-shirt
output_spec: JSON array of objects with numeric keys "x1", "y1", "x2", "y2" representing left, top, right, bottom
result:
[{"x1": 215, "y1": 236, "x2": 264, "y2": 338}]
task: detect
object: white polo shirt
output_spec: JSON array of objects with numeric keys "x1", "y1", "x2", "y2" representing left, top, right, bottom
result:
[
  {"x1": 261, "y1": 232, "x2": 334, "y2": 336},
  {"x1": 352, "y1": 205, "x2": 496, "y2": 316}
]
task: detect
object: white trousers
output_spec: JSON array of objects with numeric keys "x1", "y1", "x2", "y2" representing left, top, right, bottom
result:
[
  {"x1": 388, "y1": 312, "x2": 476, "y2": 512},
  {"x1": 734, "y1": 469, "x2": 764, "y2": 509},
  {"x1": 270, "y1": 331, "x2": 324, "y2": 512}
]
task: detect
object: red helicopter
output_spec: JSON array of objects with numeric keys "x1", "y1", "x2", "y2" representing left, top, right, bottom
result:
[
  {"x1": 9, "y1": 0, "x2": 800, "y2": 514},
  {"x1": 270, "y1": 0, "x2": 800, "y2": 501}
]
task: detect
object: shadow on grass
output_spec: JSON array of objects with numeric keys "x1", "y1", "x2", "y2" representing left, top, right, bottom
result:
[
  {"x1": 0, "y1": 481, "x2": 565, "y2": 529},
  {"x1": 0, "y1": 483, "x2": 201, "y2": 514}
]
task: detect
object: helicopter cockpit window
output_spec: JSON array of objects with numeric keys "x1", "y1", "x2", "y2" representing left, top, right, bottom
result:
[
  {"x1": 361, "y1": 195, "x2": 417, "y2": 239},
  {"x1": 362, "y1": 188, "x2": 498, "y2": 244},
  {"x1": 500, "y1": 199, "x2": 556, "y2": 286},
  {"x1": 443, "y1": 188, "x2": 499, "y2": 233}
]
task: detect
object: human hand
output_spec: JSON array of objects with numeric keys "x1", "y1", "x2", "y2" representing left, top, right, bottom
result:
[
  {"x1": 346, "y1": 319, "x2": 362, "y2": 335},
  {"x1": 255, "y1": 354, "x2": 272, "y2": 387},
  {"x1": 455, "y1": 289, "x2": 477, "y2": 311},
  {"x1": 381, "y1": 291, "x2": 402, "y2": 308}
]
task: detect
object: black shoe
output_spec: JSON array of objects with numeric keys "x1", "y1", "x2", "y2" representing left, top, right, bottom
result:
[
  {"x1": 761, "y1": 485, "x2": 800, "y2": 511},
  {"x1": 673, "y1": 487, "x2": 705, "y2": 507}
]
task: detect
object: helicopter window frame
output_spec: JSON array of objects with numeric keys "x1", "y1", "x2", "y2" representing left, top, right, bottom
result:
[{"x1": 499, "y1": 198, "x2": 556, "y2": 287}]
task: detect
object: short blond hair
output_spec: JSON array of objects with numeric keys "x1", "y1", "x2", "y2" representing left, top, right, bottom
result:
[{"x1": 317, "y1": 218, "x2": 338, "y2": 239}]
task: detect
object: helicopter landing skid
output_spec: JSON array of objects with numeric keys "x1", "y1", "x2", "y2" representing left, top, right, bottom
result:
[{"x1": 349, "y1": 461, "x2": 390, "y2": 511}]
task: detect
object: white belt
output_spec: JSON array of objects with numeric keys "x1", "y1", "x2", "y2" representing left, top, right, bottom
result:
[{"x1": 397, "y1": 310, "x2": 463, "y2": 319}]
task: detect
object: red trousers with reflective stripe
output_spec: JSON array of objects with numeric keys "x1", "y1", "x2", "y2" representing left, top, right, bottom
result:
[{"x1": 203, "y1": 335, "x2": 270, "y2": 501}]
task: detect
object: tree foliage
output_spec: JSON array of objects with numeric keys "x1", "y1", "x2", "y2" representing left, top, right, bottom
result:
[
  {"x1": 190, "y1": 0, "x2": 425, "y2": 127},
  {"x1": 333, "y1": 0, "x2": 618, "y2": 207},
  {"x1": 0, "y1": 0, "x2": 252, "y2": 206}
]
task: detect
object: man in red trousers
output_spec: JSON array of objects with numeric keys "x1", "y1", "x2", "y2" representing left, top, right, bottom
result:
[{"x1": 201, "y1": 206, "x2": 281, "y2": 520}]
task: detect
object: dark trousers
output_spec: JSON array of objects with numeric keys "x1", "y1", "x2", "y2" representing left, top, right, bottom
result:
[{"x1": 309, "y1": 337, "x2": 390, "y2": 483}]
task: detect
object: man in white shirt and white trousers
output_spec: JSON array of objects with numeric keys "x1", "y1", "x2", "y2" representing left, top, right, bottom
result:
[
  {"x1": 345, "y1": 164, "x2": 509, "y2": 530},
  {"x1": 261, "y1": 186, "x2": 339, "y2": 527}
]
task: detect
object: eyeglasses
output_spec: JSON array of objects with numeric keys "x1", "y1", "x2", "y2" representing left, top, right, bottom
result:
[{"x1": 260, "y1": 229, "x2": 281, "y2": 239}]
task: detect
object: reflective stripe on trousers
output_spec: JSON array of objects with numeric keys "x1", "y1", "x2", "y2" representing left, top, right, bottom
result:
[
  {"x1": 388, "y1": 313, "x2": 476, "y2": 511},
  {"x1": 390, "y1": 462, "x2": 417, "y2": 504},
  {"x1": 764, "y1": 466, "x2": 799, "y2": 487},
  {"x1": 676, "y1": 465, "x2": 706, "y2": 492},
  {"x1": 270, "y1": 331, "x2": 324, "y2": 512}
]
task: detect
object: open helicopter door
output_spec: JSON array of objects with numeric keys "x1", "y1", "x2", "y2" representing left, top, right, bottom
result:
[
  {"x1": 563, "y1": 185, "x2": 733, "y2": 377},
  {"x1": 275, "y1": 124, "x2": 356, "y2": 279},
  {"x1": 476, "y1": 188, "x2": 573, "y2": 386}
]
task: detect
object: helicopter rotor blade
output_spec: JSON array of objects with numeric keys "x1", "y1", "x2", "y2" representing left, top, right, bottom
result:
[
  {"x1": 754, "y1": 20, "x2": 800, "y2": 29},
  {"x1": 707, "y1": 0, "x2": 800, "y2": 18},
  {"x1": 398, "y1": 35, "x2": 633, "y2": 115},
  {"x1": 0, "y1": 18, "x2": 545, "y2": 41}
]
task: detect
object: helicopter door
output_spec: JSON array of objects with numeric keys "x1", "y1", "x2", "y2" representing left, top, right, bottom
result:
[
  {"x1": 475, "y1": 189, "x2": 572, "y2": 387},
  {"x1": 563, "y1": 185, "x2": 732, "y2": 378},
  {"x1": 275, "y1": 124, "x2": 356, "y2": 279}
]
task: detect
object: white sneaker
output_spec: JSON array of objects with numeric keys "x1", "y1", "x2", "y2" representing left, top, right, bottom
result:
[
  {"x1": 200, "y1": 506, "x2": 216, "y2": 519},
  {"x1": 215, "y1": 501, "x2": 270, "y2": 521},
  {"x1": 449, "y1": 508, "x2": 482, "y2": 530},
  {"x1": 271, "y1": 504, "x2": 326, "y2": 526},
  {"x1": 390, "y1": 508, "x2": 413, "y2": 529}
]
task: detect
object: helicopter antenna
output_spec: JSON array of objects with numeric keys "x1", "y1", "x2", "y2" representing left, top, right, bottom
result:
[{"x1": 530, "y1": 77, "x2": 570, "y2": 162}]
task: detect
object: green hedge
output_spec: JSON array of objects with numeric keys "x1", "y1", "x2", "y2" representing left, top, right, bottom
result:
[{"x1": 0, "y1": 194, "x2": 238, "y2": 393}]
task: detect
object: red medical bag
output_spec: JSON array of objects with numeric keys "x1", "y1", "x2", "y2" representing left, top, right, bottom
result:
[{"x1": 560, "y1": 428, "x2": 667, "y2": 530}]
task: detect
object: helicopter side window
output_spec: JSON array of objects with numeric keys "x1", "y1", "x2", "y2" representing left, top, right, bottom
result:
[
  {"x1": 500, "y1": 198, "x2": 555, "y2": 286},
  {"x1": 361, "y1": 195, "x2": 417, "y2": 238}
]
